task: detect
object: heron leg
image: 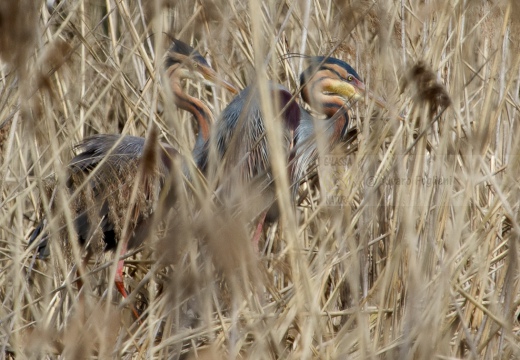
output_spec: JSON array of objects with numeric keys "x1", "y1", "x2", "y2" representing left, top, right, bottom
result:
[
  {"x1": 251, "y1": 210, "x2": 267, "y2": 253},
  {"x1": 114, "y1": 240, "x2": 141, "y2": 321}
]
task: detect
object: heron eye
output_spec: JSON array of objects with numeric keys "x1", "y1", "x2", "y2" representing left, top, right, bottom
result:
[{"x1": 347, "y1": 75, "x2": 353, "y2": 82}]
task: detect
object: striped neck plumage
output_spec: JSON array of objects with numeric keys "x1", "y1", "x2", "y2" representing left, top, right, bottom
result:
[{"x1": 168, "y1": 68, "x2": 214, "y2": 152}]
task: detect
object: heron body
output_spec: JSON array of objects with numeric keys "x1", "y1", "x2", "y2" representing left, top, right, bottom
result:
[
  {"x1": 197, "y1": 82, "x2": 300, "y2": 248},
  {"x1": 29, "y1": 38, "x2": 236, "y2": 313},
  {"x1": 66, "y1": 135, "x2": 177, "y2": 251},
  {"x1": 200, "y1": 83, "x2": 299, "y2": 180},
  {"x1": 198, "y1": 57, "x2": 363, "y2": 248}
]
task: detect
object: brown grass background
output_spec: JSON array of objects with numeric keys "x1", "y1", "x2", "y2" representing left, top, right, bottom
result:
[{"x1": 1, "y1": 0, "x2": 520, "y2": 358}]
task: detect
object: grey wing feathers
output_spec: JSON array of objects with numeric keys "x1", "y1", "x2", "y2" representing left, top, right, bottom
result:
[
  {"x1": 29, "y1": 134, "x2": 179, "y2": 257},
  {"x1": 71, "y1": 134, "x2": 178, "y2": 178},
  {"x1": 291, "y1": 109, "x2": 317, "y2": 196},
  {"x1": 69, "y1": 134, "x2": 178, "y2": 250}
]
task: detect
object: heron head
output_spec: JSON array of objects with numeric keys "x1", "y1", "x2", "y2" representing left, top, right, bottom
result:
[
  {"x1": 300, "y1": 56, "x2": 365, "y2": 115},
  {"x1": 165, "y1": 38, "x2": 237, "y2": 94}
]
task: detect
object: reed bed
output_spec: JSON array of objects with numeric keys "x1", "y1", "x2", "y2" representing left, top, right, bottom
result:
[{"x1": 1, "y1": 0, "x2": 519, "y2": 359}]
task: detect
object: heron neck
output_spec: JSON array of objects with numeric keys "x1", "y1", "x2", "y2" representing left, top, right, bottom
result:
[
  {"x1": 303, "y1": 90, "x2": 350, "y2": 146},
  {"x1": 170, "y1": 77, "x2": 214, "y2": 152},
  {"x1": 327, "y1": 106, "x2": 349, "y2": 145}
]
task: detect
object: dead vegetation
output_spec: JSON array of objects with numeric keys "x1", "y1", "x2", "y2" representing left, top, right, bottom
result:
[{"x1": 1, "y1": 0, "x2": 520, "y2": 359}]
